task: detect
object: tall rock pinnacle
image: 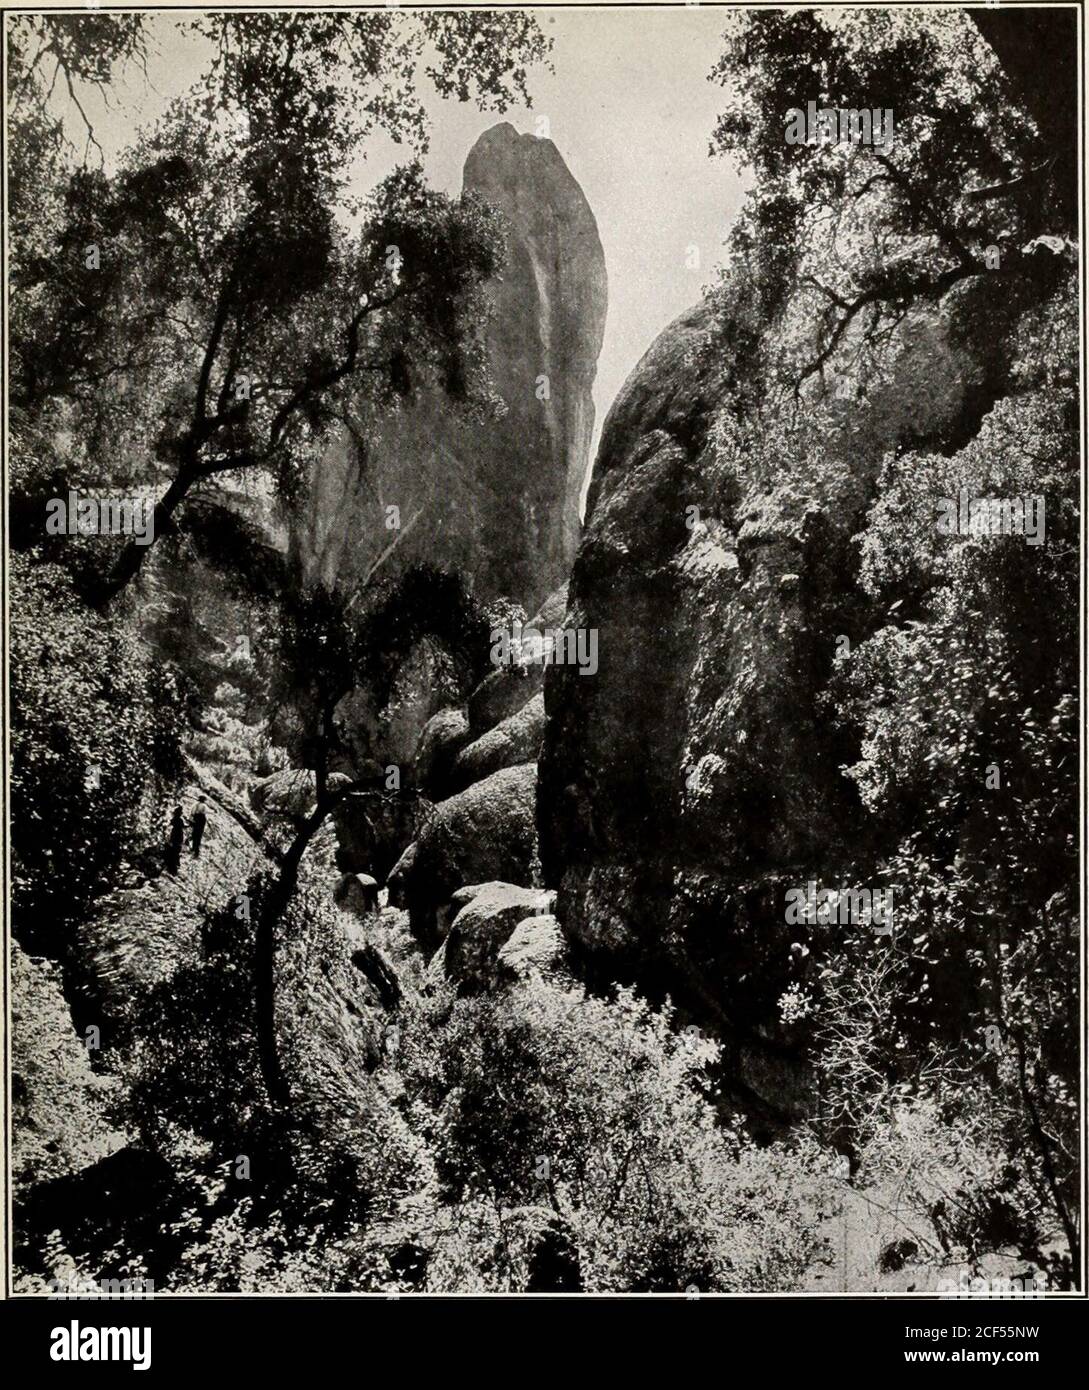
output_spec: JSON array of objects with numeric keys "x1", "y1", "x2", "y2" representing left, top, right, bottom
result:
[
  {"x1": 462, "y1": 122, "x2": 608, "y2": 601},
  {"x1": 295, "y1": 122, "x2": 608, "y2": 610}
]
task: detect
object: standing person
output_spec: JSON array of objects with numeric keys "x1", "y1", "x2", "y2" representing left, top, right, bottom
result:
[
  {"x1": 165, "y1": 805, "x2": 184, "y2": 875},
  {"x1": 191, "y1": 795, "x2": 208, "y2": 858}
]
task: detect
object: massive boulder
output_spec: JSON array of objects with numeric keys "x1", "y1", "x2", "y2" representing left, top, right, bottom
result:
[
  {"x1": 386, "y1": 762, "x2": 539, "y2": 943},
  {"x1": 427, "y1": 881, "x2": 555, "y2": 993},
  {"x1": 334, "y1": 873, "x2": 380, "y2": 921},
  {"x1": 497, "y1": 913, "x2": 568, "y2": 986},
  {"x1": 414, "y1": 707, "x2": 472, "y2": 799},
  {"x1": 452, "y1": 692, "x2": 546, "y2": 792},
  {"x1": 293, "y1": 125, "x2": 607, "y2": 612},
  {"x1": 468, "y1": 664, "x2": 544, "y2": 737},
  {"x1": 538, "y1": 287, "x2": 1006, "y2": 1113}
]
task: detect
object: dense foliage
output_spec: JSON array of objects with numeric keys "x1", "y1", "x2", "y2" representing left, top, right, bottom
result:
[
  {"x1": 708, "y1": 8, "x2": 1079, "y2": 1279},
  {"x1": 10, "y1": 554, "x2": 186, "y2": 950},
  {"x1": 399, "y1": 985, "x2": 830, "y2": 1292}
]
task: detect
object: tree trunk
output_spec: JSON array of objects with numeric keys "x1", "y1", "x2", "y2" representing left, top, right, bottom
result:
[
  {"x1": 253, "y1": 795, "x2": 337, "y2": 1111},
  {"x1": 254, "y1": 869, "x2": 294, "y2": 1111},
  {"x1": 92, "y1": 462, "x2": 200, "y2": 607},
  {"x1": 315, "y1": 705, "x2": 334, "y2": 807}
]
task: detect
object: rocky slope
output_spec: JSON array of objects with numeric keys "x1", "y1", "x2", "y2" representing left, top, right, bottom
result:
[
  {"x1": 293, "y1": 122, "x2": 607, "y2": 613},
  {"x1": 373, "y1": 580, "x2": 567, "y2": 975}
]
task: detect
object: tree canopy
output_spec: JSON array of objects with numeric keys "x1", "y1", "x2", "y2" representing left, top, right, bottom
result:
[{"x1": 9, "y1": 10, "x2": 551, "y2": 599}]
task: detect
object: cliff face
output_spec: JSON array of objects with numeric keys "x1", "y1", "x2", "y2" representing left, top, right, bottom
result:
[
  {"x1": 295, "y1": 122, "x2": 607, "y2": 612},
  {"x1": 538, "y1": 300, "x2": 815, "y2": 1077},
  {"x1": 536, "y1": 270, "x2": 1044, "y2": 1112},
  {"x1": 463, "y1": 125, "x2": 607, "y2": 601}
]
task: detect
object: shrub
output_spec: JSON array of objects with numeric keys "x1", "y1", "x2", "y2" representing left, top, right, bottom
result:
[
  {"x1": 10, "y1": 554, "x2": 185, "y2": 950},
  {"x1": 399, "y1": 981, "x2": 831, "y2": 1291}
]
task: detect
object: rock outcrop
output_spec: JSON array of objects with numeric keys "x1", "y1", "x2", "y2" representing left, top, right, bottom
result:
[
  {"x1": 293, "y1": 125, "x2": 607, "y2": 612},
  {"x1": 387, "y1": 762, "x2": 539, "y2": 943},
  {"x1": 334, "y1": 872, "x2": 380, "y2": 921},
  {"x1": 428, "y1": 881, "x2": 555, "y2": 992},
  {"x1": 468, "y1": 664, "x2": 544, "y2": 737},
  {"x1": 451, "y1": 692, "x2": 546, "y2": 791},
  {"x1": 538, "y1": 287, "x2": 1005, "y2": 1113},
  {"x1": 378, "y1": 584, "x2": 573, "y2": 946},
  {"x1": 414, "y1": 707, "x2": 472, "y2": 800},
  {"x1": 497, "y1": 912, "x2": 567, "y2": 985}
]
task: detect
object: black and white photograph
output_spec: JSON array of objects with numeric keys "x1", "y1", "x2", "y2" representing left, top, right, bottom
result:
[{"x1": 2, "y1": 0, "x2": 1085, "y2": 1327}]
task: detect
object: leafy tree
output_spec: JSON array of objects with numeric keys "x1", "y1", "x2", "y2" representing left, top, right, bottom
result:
[
  {"x1": 7, "y1": 7, "x2": 550, "y2": 1111},
  {"x1": 354, "y1": 562, "x2": 492, "y2": 711},
  {"x1": 8, "y1": 10, "x2": 550, "y2": 600},
  {"x1": 251, "y1": 563, "x2": 488, "y2": 1107},
  {"x1": 5, "y1": 13, "x2": 150, "y2": 268},
  {"x1": 816, "y1": 286, "x2": 1079, "y2": 1270},
  {"x1": 709, "y1": 8, "x2": 1072, "y2": 394},
  {"x1": 711, "y1": 7, "x2": 1079, "y2": 1279}
]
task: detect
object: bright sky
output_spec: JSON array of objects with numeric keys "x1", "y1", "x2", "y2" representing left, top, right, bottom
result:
[{"x1": 53, "y1": 5, "x2": 746, "y2": 460}]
